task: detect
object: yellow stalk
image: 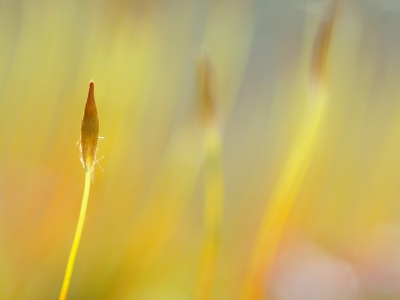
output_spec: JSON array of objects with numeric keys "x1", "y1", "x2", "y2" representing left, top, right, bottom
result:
[
  {"x1": 59, "y1": 170, "x2": 92, "y2": 300},
  {"x1": 241, "y1": 90, "x2": 327, "y2": 300},
  {"x1": 194, "y1": 53, "x2": 224, "y2": 300},
  {"x1": 241, "y1": 1, "x2": 340, "y2": 299}
]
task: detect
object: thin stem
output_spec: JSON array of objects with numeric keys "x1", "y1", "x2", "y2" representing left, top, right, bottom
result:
[
  {"x1": 194, "y1": 122, "x2": 224, "y2": 300},
  {"x1": 240, "y1": 89, "x2": 327, "y2": 300},
  {"x1": 59, "y1": 170, "x2": 92, "y2": 300}
]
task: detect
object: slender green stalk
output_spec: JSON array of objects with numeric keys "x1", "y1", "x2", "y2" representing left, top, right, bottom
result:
[{"x1": 59, "y1": 170, "x2": 92, "y2": 300}]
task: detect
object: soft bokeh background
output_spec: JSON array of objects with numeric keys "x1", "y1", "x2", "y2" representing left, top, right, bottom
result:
[{"x1": 1, "y1": 0, "x2": 400, "y2": 299}]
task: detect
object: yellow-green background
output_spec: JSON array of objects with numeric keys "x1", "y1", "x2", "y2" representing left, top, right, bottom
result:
[{"x1": 1, "y1": 0, "x2": 400, "y2": 299}]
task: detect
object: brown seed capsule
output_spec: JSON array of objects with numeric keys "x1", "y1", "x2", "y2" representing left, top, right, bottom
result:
[
  {"x1": 80, "y1": 80, "x2": 99, "y2": 173},
  {"x1": 310, "y1": 0, "x2": 341, "y2": 92},
  {"x1": 196, "y1": 51, "x2": 216, "y2": 127}
]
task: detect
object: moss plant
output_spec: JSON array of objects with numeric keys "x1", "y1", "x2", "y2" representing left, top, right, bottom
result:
[
  {"x1": 241, "y1": 1, "x2": 341, "y2": 299},
  {"x1": 59, "y1": 80, "x2": 100, "y2": 300},
  {"x1": 194, "y1": 53, "x2": 224, "y2": 300}
]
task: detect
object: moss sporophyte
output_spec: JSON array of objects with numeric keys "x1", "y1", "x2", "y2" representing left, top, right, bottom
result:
[
  {"x1": 194, "y1": 53, "x2": 225, "y2": 300},
  {"x1": 241, "y1": 1, "x2": 340, "y2": 298},
  {"x1": 59, "y1": 80, "x2": 101, "y2": 300}
]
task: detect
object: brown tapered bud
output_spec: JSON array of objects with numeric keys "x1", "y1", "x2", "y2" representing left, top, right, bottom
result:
[
  {"x1": 310, "y1": 0, "x2": 341, "y2": 92},
  {"x1": 80, "y1": 80, "x2": 99, "y2": 173},
  {"x1": 196, "y1": 51, "x2": 216, "y2": 126}
]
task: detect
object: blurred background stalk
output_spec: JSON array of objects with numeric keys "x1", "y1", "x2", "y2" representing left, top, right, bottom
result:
[
  {"x1": 193, "y1": 53, "x2": 224, "y2": 300},
  {"x1": 241, "y1": 2, "x2": 339, "y2": 299}
]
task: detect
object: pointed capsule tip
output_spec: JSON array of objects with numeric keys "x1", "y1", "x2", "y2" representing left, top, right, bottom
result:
[{"x1": 88, "y1": 80, "x2": 95, "y2": 98}]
